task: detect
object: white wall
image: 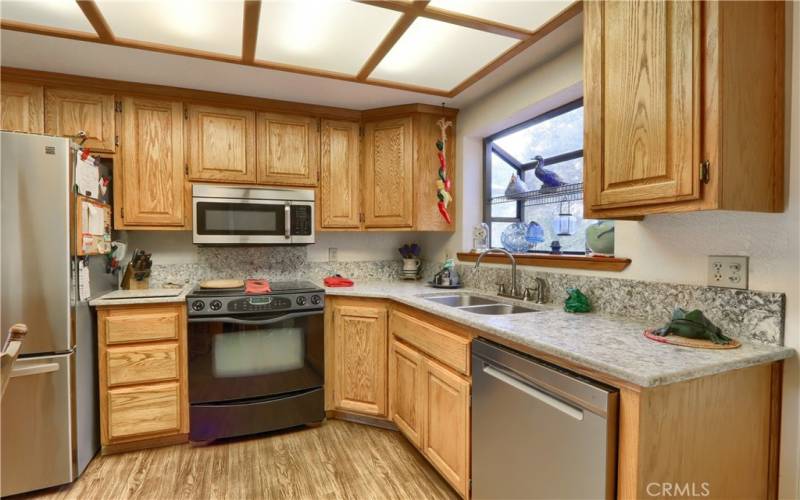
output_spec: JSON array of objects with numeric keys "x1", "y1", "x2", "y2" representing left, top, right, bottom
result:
[
  {"x1": 124, "y1": 231, "x2": 427, "y2": 264},
  {"x1": 431, "y1": 6, "x2": 800, "y2": 496}
]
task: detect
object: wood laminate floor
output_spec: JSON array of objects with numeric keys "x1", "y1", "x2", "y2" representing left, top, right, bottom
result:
[{"x1": 20, "y1": 420, "x2": 458, "y2": 500}]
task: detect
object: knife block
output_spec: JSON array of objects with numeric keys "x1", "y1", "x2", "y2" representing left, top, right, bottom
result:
[{"x1": 120, "y1": 263, "x2": 150, "y2": 290}]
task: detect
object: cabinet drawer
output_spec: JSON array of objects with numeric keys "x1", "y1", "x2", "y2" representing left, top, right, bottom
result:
[
  {"x1": 106, "y1": 343, "x2": 179, "y2": 387},
  {"x1": 104, "y1": 306, "x2": 180, "y2": 344},
  {"x1": 107, "y1": 382, "x2": 180, "y2": 440},
  {"x1": 390, "y1": 311, "x2": 470, "y2": 376}
]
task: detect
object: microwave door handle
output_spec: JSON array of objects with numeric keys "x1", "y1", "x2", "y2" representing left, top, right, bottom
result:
[
  {"x1": 188, "y1": 310, "x2": 322, "y2": 325},
  {"x1": 285, "y1": 202, "x2": 291, "y2": 240}
]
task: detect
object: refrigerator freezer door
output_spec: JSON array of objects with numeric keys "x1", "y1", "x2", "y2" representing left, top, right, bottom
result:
[
  {"x1": 1, "y1": 353, "x2": 74, "y2": 496},
  {"x1": 1, "y1": 132, "x2": 73, "y2": 354}
]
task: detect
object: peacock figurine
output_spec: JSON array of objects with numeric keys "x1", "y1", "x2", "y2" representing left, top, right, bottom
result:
[{"x1": 532, "y1": 155, "x2": 565, "y2": 188}]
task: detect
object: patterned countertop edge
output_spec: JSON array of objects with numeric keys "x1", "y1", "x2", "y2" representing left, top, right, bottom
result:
[
  {"x1": 89, "y1": 285, "x2": 193, "y2": 307},
  {"x1": 322, "y1": 282, "x2": 795, "y2": 388}
]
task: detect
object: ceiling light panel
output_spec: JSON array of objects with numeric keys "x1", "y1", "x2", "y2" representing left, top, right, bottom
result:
[
  {"x1": 96, "y1": 0, "x2": 243, "y2": 56},
  {"x1": 0, "y1": 0, "x2": 95, "y2": 34},
  {"x1": 371, "y1": 18, "x2": 517, "y2": 91},
  {"x1": 255, "y1": 1, "x2": 401, "y2": 75},
  {"x1": 428, "y1": 0, "x2": 573, "y2": 31}
]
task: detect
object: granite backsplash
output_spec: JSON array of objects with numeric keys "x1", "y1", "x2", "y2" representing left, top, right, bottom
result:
[{"x1": 146, "y1": 246, "x2": 785, "y2": 346}]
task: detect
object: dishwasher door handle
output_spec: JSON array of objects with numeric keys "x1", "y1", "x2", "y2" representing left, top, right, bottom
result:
[{"x1": 482, "y1": 364, "x2": 584, "y2": 421}]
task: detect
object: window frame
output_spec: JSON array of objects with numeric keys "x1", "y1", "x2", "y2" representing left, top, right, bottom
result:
[{"x1": 483, "y1": 98, "x2": 585, "y2": 252}]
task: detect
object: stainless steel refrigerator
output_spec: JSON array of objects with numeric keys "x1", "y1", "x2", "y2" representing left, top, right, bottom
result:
[{"x1": 1, "y1": 131, "x2": 115, "y2": 496}]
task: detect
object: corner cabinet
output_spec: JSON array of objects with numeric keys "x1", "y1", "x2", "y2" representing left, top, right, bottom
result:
[
  {"x1": 44, "y1": 88, "x2": 116, "y2": 152},
  {"x1": 362, "y1": 117, "x2": 414, "y2": 228},
  {"x1": 584, "y1": 0, "x2": 784, "y2": 218},
  {"x1": 327, "y1": 299, "x2": 388, "y2": 417},
  {"x1": 186, "y1": 104, "x2": 256, "y2": 183},
  {"x1": 1, "y1": 81, "x2": 43, "y2": 133},
  {"x1": 257, "y1": 112, "x2": 319, "y2": 186},
  {"x1": 118, "y1": 97, "x2": 186, "y2": 227}
]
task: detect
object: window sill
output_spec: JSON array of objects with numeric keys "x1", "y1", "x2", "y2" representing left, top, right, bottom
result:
[{"x1": 456, "y1": 252, "x2": 631, "y2": 272}]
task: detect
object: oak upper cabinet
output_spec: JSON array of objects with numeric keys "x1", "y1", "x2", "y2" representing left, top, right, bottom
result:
[
  {"x1": 44, "y1": 88, "x2": 116, "y2": 152},
  {"x1": 329, "y1": 300, "x2": 388, "y2": 417},
  {"x1": 584, "y1": 0, "x2": 785, "y2": 218},
  {"x1": 362, "y1": 116, "x2": 414, "y2": 228},
  {"x1": 257, "y1": 112, "x2": 319, "y2": 186},
  {"x1": 1, "y1": 81, "x2": 43, "y2": 133},
  {"x1": 388, "y1": 339, "x2": 424, "y2": 447},
  {"x1": 319, "y1": 120, "x2": 361, "y2": 229},
  {"x1": 186, "y1": 104, "x2": 256, "y2": 183},
  {"x1": 423, "y1": 357, "x2": 470, "y2": 498},
  {"x1": 119, "y1": 97, "x2": 185, "y2": 227}
]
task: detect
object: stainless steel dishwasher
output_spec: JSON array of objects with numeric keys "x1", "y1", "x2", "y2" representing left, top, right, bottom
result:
[{"x1": 472, "y1": 339, "x2": 618, "y2": 500}]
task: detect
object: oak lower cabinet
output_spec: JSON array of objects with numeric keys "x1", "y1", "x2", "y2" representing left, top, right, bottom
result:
[
  {"x1": 1, "y1": 81, "x2": 43, "y2": 133},
  {"x1": 584, "y1": 0, "x2": 784, "y2": 218},
  {"x1": 388, "y1": 339, "x2": 424, "y2": 446},
  {"x1": 257, "y1": 112, "x2": 319, "y2": 186},
  {"x1": 118, "y1": 97, "x2": 186, "y2": 228},
  {"x1": 327, "y1": 299, "x2": 388, "y2": 417},
  {"x1": 186, "y1": 104, "x2": 256, "y2": 183},
  {"x1": 319, "y1": 119, "x2": 361, "y2": 229},
  {"x1": 44, "y1": 88, "x2": 116, "y2": 152},
  {"x1": 96, "y1": 302, "x2": 189, "y2": 454}
]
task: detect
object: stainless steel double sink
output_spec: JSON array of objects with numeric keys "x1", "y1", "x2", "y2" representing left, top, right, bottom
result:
[{"x1": 419, "y1": 293, "x2": 539, "y2": 315}]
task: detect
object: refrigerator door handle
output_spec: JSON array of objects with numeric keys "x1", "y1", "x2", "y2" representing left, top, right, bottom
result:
[{"x1": 10, "y1": 362, "x2": 60, "y2": 378}]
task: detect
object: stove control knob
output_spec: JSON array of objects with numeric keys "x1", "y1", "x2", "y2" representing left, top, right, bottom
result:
[
  {"x1": 310, "y1": 295, "x2": 321, "y2": 305},
  {"x1": 296, "y1": 296, "x2": 307, "y2": 306},
  {"x1": 210, "y1": 300, "x2": 223, "y2": 311},
  {"x1": 191, "y1": 300, "x2": 205, "y2": 312}
]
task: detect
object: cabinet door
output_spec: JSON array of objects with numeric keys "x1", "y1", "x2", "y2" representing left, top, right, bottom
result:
[
  {"x1": 120, "y1": 97, "x2": 185, "y2": 226},
  {"x1": 363, "y1": 117, "x2": 413, "y2": 228},
  {"x1": 332, "y1": 304, "x2": 387, "y2": 416},
  {"x1": 319, "y1": 119, "x2": 361, "y2": 229},
  {"x1": 187, "y1": 104, "x2": 256, "y2": 183},
  {"x1": 389, "y1": 339, "x2": 424, "y2": 447},
  {"x1": 257, "y1": 112, "x2": 319, "y2": 186},
  {"x1": 423, "y1": 358, "x2": 470, "y2": 498},
  {"x1": 1, "y1": 81, "x2": 43, "y2": 133},
  {"x1": 584, "y1": 0, "x2": 700, "y2": 211},
  {"x1": 44, "y1": 88, "x2": 116, "y2": 152}
]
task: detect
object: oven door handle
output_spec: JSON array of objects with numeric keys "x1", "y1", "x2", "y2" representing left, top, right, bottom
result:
[{"x1": 188, "y1": 310, "x2": 322, "y2": 325}]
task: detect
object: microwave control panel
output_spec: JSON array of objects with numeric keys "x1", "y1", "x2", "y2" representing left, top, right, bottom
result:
[{"x1": 290, "y1": 205, "x2": 312, "y2": 235}]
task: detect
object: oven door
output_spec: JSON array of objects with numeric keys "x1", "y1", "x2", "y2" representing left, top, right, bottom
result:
[
  {"x1": 193, "y1": 197, "x2": 290, "y2": 244},
  {"x1": 188, "y1": 310, "x2": 323, "y2": 404}
]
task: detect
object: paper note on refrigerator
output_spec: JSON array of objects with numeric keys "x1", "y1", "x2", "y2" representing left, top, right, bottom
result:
[
  {"x1": 75, "y1": 157, "x2": 99, "y2": 197},
  {"x1": 78, "y1": 260, "x2": 91, "y2": 301}
]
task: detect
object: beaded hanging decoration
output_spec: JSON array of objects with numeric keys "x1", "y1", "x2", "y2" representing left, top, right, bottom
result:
[{"x1": 435, "y1": 115, "x2": 453, "y2": 224}]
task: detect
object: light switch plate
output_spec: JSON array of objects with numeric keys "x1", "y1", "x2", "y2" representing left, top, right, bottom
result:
[
  {"x1": 328, "y1": 247, "x2": 338, "y2": 262},
  {"x1": 707, "y1": 255, "x2": 749, "y2": 289}
]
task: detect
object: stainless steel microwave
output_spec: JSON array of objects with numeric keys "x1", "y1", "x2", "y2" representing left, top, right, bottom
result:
[{"x1": 192, "y1": 184, "x2": 315, "y2": 245}]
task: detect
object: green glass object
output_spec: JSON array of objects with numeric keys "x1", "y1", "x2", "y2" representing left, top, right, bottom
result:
[
  {"x1": 564, "y1": 288, "x2": 591, "y2": 313},
  {"x1": 653, "y1": 308, "x2": 733, "y2": 345}
]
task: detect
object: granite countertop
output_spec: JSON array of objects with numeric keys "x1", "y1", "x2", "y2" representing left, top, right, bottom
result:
[
  {"x1": 90, "y1": 285, "x2": 193, "y2": 306},
  {"x1": 321, "y1": 281, "x2": 794, "y2": 388}
]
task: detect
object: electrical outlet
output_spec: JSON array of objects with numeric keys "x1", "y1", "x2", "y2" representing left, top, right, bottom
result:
[
  {"x1": 707, "y1": 255, "x2": 749, "y2": 289},
  {"x1": 328, "y1": 247, "x2": 338, "y2": 262}
]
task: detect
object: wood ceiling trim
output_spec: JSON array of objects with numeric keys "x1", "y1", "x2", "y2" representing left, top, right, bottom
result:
[
  {"x1": 355, "y1": 1, "x2": 430, "y2": 81},
  {"x1": 359, "y1": 1, "x2": 530, "y2": 40},
  {"x1": 2, "y1": 0, "x2": 579, "y2": 98},
  {"x1": 242, "y1": 0, "x2": 262, "y2": 63},
  {"x1": 76, "y1": 0, "x2": 114, "y2": 42},
  {"x1": 446, "y1": 1, "x2": 583, "y2": 97}
]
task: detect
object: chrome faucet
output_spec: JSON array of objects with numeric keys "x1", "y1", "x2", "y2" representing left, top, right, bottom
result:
[{"x1": 473, "y1": 248, "x2": 521, "y2": 299}]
